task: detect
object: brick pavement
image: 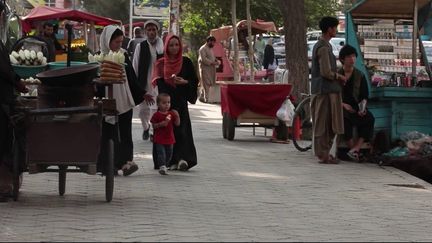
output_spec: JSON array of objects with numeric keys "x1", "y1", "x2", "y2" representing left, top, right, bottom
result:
[{"x1": 1, "y1": 101, "x2": 432, "y2": 242}]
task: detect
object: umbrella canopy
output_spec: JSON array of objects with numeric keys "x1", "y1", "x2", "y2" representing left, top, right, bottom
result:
[
  {"x1": 210, "y1": 20, "x2": 277, "y2": 42},
  {"x1": 22, "y1": 6, "x2": 121, "y2": 32}
]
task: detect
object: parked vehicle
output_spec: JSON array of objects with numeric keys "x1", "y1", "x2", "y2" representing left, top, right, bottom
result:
[
  {"x1": 307, "y1": 30, "x2": 345, "y2": 41},
  {"x1": 262, "y1": 33, "x2": 282, "y2": 45},
  {"x1": 273, "y1": 41, "x2": 285, "y2": 57},
  {"x1": 307, "y1": 40, "x2": 342, "y2": 72}
]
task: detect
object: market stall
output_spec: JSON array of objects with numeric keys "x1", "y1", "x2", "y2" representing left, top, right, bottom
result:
[
  {"x1": 210, "y1": 19, "x2": 278, "y2": 82},
  {"x1": 346, "y1": 0, "x2": 432, "y2": 142},
  {"x1": 21, "y1": 6, "x2": 121, "y2": 58}
]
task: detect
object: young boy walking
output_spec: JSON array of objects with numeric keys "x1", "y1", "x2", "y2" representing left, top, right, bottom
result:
[{"x1": 150, "y1": 93, "x2": 180, "y2": 175}]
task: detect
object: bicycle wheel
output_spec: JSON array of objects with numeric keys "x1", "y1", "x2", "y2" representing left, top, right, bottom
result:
[{"x1": 292, "y1": 97, "x2": 313, "y2": 152}]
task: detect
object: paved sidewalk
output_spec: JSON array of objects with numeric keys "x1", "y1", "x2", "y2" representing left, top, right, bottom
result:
[{"x1": 1, "y1": 101, "x2": 432, "y2": 242}]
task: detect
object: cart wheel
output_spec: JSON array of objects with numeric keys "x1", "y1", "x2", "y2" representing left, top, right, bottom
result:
[
  {"x1": 226, "y1": 114, "x2": 236, "y2": 141},
  {"x1": 12, "y1": 142, "x2": 21, "y2": 201},
  {"x1": 59, "y1": 166, "x2": 67, "y2": 196},
  {"x1": 222, "y1": 113, "x2": 228, "y2": 139},
  {"x1": 105, "y1": 139, "x2": 114, "y2": 202}
]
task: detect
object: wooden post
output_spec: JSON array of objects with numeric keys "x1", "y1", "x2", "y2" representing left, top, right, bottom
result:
[
  {"x1": 246, "y1": 0, "x2": 254, "y2": 82},
  {"x1": 232, "y1": 0, "x2": 240, "y2": 82},
  {"x1": 412, "y1": 0, "x2": 418, "y2": 85}
]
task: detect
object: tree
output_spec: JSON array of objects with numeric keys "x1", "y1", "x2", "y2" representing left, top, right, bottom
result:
[
  {"x1": 82, "y1": 0, "x2": 130, "y2": 24},
  {"x1": 277, "y1": 0, "x2": 308, "y2": 100},
  {"x1": 305, "y1": 0, "x2": 341, "y2": 30}
]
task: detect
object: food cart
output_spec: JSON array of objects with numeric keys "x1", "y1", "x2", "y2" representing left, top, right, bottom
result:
[
  {"x1": 210, "y1": 19, "x2": 279, "y2": 82},
  {"x1": 220, "y1": 82, "x2": 292, "y2": 141},
  {"x1": 345, "y1": 0, "x2": 432, "y2": 142},
  {"x1": 210, "y1": 20, "x2": 292, "y2": 141},
  {"x1": 20, "y1": 5, "x2": 121, "y2": 61},
  {"x1": 12, "y1": 64, "x2": 117, "y2": 202}
]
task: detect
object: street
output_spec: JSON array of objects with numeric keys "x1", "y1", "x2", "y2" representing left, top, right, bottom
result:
[{"x1": 1, "y1": 101, "x2": 432, "y2": 242}]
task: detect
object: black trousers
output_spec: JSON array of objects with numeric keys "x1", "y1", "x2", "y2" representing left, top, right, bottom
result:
[
  {"x1": 99, "y1": 109, "x2": 133, "y2": 170},
  {"x1": 343, "y1": 110, "x2": 375, "y2": 142},
  {"x1": 0, "y1": 107, "x2": 9, "y2": 165}
]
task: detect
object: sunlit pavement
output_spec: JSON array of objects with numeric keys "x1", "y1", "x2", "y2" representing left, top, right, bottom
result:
[{"x1": 1, "y1": 101, "x2": 432, "y2": 242}]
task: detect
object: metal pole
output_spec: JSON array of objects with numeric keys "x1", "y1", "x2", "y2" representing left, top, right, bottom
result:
[
  {"x1": 412, "y1": 0, "x2": 418, "y2": 85},
  {"x1": 232, "y1": 0, "x2": 240, "y2": 82},
  {"x1": 246, "y1": 0, "x2": 254, "y2": 82},
  {"x1": 129, "y1": 0, "x2": 133, "y2": 39}
]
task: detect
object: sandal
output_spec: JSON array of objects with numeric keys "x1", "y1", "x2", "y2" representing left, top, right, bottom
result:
[
  {"x1": 318, "y1": 155, "x2": 339, "y2": 164},
  {"x1": 347, "y1": 150, "x2": 360, "y2": 162},
  {"x1": 327, "y1": 155, "x2": 340, "y2": 164},
  {"x1": 122, "y1": 161, "x2": 138, "y2": 176}
]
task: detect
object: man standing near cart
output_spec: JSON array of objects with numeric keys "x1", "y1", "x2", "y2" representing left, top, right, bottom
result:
[
  {"x1": 310, "y1": 16, "x2": 347, "y2": 164},
  {"x1": 39, "y1": 22, "x2": 64, "y2": 62},
  {"x1": 198, "y1": 35, "x2": 218, "y2": 103},
  {"x1": 132, "y1": 20, "x2": 164, "y2": 140}
]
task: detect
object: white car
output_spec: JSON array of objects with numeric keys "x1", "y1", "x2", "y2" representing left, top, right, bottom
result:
[
  {"x1": 307, "y1": 40, "x2": 342, "y2": 72},
  {"x1": 273, "y1": 41, "x2": 285, "y2": 58}
]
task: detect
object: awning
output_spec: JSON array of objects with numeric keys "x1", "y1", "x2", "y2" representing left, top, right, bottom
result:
[
  {"x1": 349, "y1": 0, "x2": 431, "y2": 19},
  {"x1": 210, "y1": 20, "x2": 277, "y2": 42},
  {"x1": 22, "y1": 6, "x2": 122, "y2": 32}
]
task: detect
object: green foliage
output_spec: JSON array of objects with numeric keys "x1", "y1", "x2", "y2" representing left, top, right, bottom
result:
[
  {"x1": 305, "y1": 0, "x2": 341, "y2": 30},
  {"x1": 82, "y1": 0, "x2": 130, "y2": 24}
]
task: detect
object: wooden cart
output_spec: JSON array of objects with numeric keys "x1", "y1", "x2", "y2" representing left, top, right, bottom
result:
[
  {"x1": 220, "y1": 82, "x2": 292, "y2": 141},
  {"x1": 11, "y1": 78, "x2": 118, "y2": 202}
]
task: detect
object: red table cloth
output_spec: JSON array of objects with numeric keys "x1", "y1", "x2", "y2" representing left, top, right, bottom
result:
[{"x1": 220, "y1": 82, "x2": 292, "y2": 119}]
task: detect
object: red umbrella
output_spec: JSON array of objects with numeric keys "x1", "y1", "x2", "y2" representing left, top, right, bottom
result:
[{"x1": 22, "y1": 6, "x2": 121, "y2": 32}]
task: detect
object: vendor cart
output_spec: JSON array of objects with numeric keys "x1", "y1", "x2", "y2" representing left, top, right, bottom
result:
[
  {"x1": 345, "y1": 0, "x2": 432, "y2": 143},
  {"x1": 11, "y1": 64, "x2": 117, "y2": 202},
  {"x1": 220, "y1": 82, "x2": 292, "y2": 141}
]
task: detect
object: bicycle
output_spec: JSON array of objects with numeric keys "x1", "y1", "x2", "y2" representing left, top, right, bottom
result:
[{"x1": 291, "y1": 93, "x2": 313, "y2": 152}]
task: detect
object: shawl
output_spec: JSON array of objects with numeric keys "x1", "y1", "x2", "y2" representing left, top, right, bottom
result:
[{"x1": 152, "y1": 34, "x2": 183, "y2": 87}]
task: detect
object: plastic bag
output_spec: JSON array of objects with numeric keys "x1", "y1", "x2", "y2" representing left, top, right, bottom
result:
[{"x1": 276, "y1": 98, "x2": 295, "y2": 126}]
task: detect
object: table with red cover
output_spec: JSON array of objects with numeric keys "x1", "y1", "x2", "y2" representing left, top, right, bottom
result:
[{"x1": 220, "y1": 82, "x2": 292, "y2": 119}]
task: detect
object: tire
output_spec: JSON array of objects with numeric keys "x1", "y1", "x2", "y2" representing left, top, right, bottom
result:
[
  {"x1": 226, "y1": 114, "x2": 236, "y2": 141},
  {"x1": 12, "y1": 143, "x2": 20, "y2": 201},
  {"x1": 222, "y1": 113, "x2": 228, "y2": 139},
  {"x1": 59, "y1": 166, "x2": 67, "y2": 196},
  {"x1": 105, "y1": 139, "x2": 114, "y2": 202},
  {"x1": 292, "y1": 98, "x2": 313, "y2": 152}
]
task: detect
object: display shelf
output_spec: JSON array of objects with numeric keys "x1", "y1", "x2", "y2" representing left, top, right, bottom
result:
[{"x1": 356, "y1": 18, "x2": 431, "y2": 87}]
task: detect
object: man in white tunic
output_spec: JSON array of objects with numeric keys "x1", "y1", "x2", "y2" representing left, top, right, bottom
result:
[
  {"x1": 132, "y1": 20, "x2": 164, "y2": 140},
  {"x1": 198, "y1": 36, "x2": 219, "y2": 103}
]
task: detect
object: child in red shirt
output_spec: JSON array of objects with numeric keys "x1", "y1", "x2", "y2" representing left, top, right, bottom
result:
[{"x1": 150, "y1": 93, "x2": 180, "y2": 175}]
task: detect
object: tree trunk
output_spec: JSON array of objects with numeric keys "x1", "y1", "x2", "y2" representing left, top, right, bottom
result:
[
  {"x1": 231, "y1": 0, "x2": 240, "y2": 82},
  {"x1": 277, "y1": 0, "x2": 309, "y2": 102}
]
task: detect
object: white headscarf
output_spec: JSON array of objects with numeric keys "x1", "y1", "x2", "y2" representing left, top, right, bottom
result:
[
  {"x1": 100, "y1": 25, "x2": 122, "y2": 54},
  {"x1": 100, "y1": 25, "x2": 135, "y2": 123}
]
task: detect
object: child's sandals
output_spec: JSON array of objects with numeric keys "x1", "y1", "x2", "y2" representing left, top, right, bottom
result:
[{"x1": 347, "y1": 150, "x2": 360, "y2": 162}]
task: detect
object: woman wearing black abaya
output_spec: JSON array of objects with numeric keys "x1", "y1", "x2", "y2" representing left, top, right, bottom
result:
[{"x1": 151, "y1": 35, "x2": 198, "y2": 171}]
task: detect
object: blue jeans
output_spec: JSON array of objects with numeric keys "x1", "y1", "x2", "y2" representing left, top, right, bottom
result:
[{"x1": 154, "y1": 144, "x2": 173, "y2": 168}]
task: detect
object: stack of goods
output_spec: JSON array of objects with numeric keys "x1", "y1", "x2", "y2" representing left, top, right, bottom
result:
[
  {"x1": 88, "y1": 51, "x2": 126, "y2": 82},
  {"x1": 100, "y1": 60, "x2": 125, "y2": 82},
  {"x1": 10, "y1": 49, "x2": 47, "y2": 66}
]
